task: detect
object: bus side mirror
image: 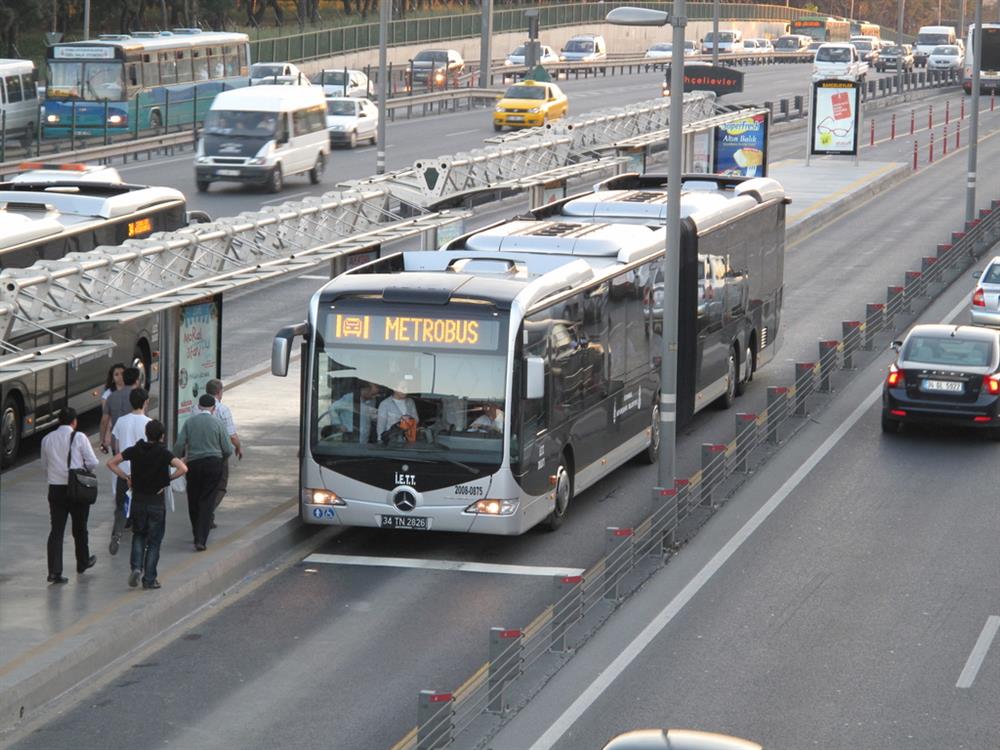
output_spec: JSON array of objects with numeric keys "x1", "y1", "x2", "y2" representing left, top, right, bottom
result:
[
  {"x1": 272, "y1": 322, "x2": 309, "y2": 376},
  {"x1": 525, "y1": 356, "x2": 545, "y2": 399}
]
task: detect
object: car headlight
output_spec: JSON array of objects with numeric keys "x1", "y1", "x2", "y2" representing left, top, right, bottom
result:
[
  {"x1": 248, "y1": 157, "x2": 266, "y2": 165},
  {"x1": 528, "y1": 107, "x2": 540, "y2": 114},
  {"x1": 303, "y1": 488, "x2": 344, "y2": 506},
  {"x1": 196, "y1": 156, "x2": 211, "y2": 164},
  {"x1": 504, "y1": 59, "x2": 513, "y2": 66},
  {"x1": 495, "y1": 105, "x2": 504, "y2": 112},
  {"x1": 46, "y1": 114, "x2": 60, "y2": 124},
  {"x1": 466, "y1": 498, "x2": 518, "y2": 516}
]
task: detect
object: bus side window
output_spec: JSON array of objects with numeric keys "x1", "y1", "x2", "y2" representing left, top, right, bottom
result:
[
  {"x1": 143, "y1": 54, "x2": 159, "y2": 86},
  {"x1": 224, "y1": 46, "x2": 240, "y2": 77},
  {"x1": 159, "y1": 52, "x2": 176, "y2": 84},
  {"x1": 175, "y1": 50, "x2": 193, "y2": 83},
  {"x1": 126, "y1": 63, "x2": 140, "y2": 90},
  {"x1": 192, "y1": 50, "x2": 209, "y2": 81}
]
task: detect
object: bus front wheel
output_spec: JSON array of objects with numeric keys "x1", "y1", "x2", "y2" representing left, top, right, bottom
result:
[
  {"x1": 543, "y1": 457, "x2": 573, "y2": 531},
  {"x1": 149, "y1": 110, "x2": 162, "y2": 131},
  {"x1": 638, "y1": 401, "x2": 659, "y2": 465},
  {"x1": 1, "y1": 393, "x2": 22, "y2": 469}
]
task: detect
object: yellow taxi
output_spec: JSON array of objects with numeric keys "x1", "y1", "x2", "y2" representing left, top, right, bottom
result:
[{"x1": 493, "y1": 80, "x2": 568, "y2": 131}]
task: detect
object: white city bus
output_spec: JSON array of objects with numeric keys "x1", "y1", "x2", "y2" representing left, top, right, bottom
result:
[
  {"x1": 271, "y1": 174, "x2": 787, "y2": 535},
  {"x1": 963, "y1": 22, "x2": 1000, "y2": 94}
]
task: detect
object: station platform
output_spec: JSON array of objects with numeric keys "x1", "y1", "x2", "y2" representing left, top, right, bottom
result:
[{"x1": 0, "y1": 157, "x2": 908, "y2": 734}]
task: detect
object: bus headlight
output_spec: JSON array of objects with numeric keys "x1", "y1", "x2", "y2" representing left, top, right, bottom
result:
[
  {"x1": 46, "y1": 114, "x2": 61, "y2": 124},
  {"x1": 108, "y1": 114, "x2": 125, "y2": 125},
  {"x1": 466, "y1": 499, "x2": 518, "y2": 516},
  {"x1": 304, "y1": 488, "x2": 344, "y2": 505}
]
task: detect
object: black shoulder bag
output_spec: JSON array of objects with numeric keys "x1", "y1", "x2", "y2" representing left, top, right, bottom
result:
[{"x1": 66, "y1": 430, "x2": 99, "y2": 505}]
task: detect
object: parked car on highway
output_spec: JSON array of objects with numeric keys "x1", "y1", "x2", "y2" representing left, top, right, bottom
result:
[
  {"x1": 970, "y1": 257, "x2": 1000, "y2": 326},
  {"x1": 882, "y1": 323, "x2": 1000, "y2": 436},
  {"x1": 250, "y1": 61, "x2": 305, "y2": 85},
  {"x1": 812, "y1": 42, "x2": 869, "y2": 82},
  {"x1": 325, "y1": 96, "x2": 378, "y2": 148},
  {"x1": 927, "y1": 44, "x2": 964, "y2": 72},
  {"x1": 406, "y1": 48, "x2": 465, "y2": 88},
  {"x1": 875, "y1": 44, "x2": 915, "y2": 72},
  {"x1": 311, "y1": 68, "x2": 371, "y2": 98},
  {"x1": 504, "y1": 43, "x2": 560, "y2": 67},
  {"x1": 493, "y1": 79, "x2": 567, "y2": 131},
  {"x1": 560, "y1": 34, "x2": 607, "y2": 62},
  {"x1": 195, "y1": 85, "x2": 330, "y2": 194}
]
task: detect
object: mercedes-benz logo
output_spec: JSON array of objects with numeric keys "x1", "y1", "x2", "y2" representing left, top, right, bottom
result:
[{"x1": 393, "y1": 490, "x2": 417, "y2": 512}]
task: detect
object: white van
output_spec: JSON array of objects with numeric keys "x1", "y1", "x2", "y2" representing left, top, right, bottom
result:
[
  {"x1": 0, "y1": 59, "x2": 40, "y2": 143},
  {"x1": 195, "y1": 85, "x2": 330, "y2": 193},
  {"x1": 701, "y1": 29, "x2": 744, "y2": 55},
  {"x1": 914, "y1": 25, "x2": 957, "y2": 67}
]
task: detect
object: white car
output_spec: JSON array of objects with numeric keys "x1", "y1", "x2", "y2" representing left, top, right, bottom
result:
[
  {"x1": 748, "y1": 38, "x2": 774, "y2": 55},
  {"x1": 504, "y1": 44, "x2": 559, "y2": 67},
  {"x1": 927, "y1": 44, "x2": 964, "y2": 71},
  {"x1": 325, "y1": 97, "x2": 379, "y2": 148},
  {"x1": 645, "y1": 41, "x2": 697, "y2": 59},
  {"x1": 249, "y1": 62, "x2": 306, "y2": 85},
  {"x1": 311, "y1": 69, "x2": 371, "y2": 98}
]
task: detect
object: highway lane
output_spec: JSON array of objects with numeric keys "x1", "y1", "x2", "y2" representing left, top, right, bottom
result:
[
  {"x1": 496, "y1": 283, "x2": 1000, "y2": 750},
  {"x1": 10, "y1": 92, "x2": 1000, "y2": 749}
]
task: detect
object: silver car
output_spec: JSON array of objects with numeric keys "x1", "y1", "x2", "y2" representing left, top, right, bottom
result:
[
  {"x1": 971, "y1": 256, "x2": 1000, "y2": 325},
  {"x1": 928, "y1": 44, "x2": 964, "y2": 71}
]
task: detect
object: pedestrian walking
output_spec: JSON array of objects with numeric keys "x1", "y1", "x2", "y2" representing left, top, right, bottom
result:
[
  {"x1": 108, "y1": 420, "x2": 187, "y2": 590},
  {"x1": 103, "y1": 366, "x2": 140, "y2": 537},
  {"x1": 173, "y1": 394, "x2": 233, "y2": 551},
  {"x1": 98, "y1": 362, "x2": 125, "y2": 454},
  {"x1": 40, "y1": 408, "x2": 98, "y2": 584},
  {"x1": 205, "y1": 378, "x2": 243, "y2": 529},
  {"x1": 108, "y1": 388, "x2": 150, "y2": 555}
]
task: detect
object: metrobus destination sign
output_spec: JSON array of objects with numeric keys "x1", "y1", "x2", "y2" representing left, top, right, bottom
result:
[{"x1": 681, "y1": 65, "x2": 744, "y2": 96}]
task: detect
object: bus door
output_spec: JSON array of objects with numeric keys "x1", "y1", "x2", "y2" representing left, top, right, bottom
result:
[{"x1": 697, "y1": 255, "x2": 729, "y2": 400}]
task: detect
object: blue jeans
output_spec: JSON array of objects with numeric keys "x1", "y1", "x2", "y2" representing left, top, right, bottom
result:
[{"x1": 129, "y1": 501, "x2": 166, "y2": 585}]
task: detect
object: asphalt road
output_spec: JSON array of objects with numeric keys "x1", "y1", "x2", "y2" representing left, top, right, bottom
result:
[{"x1": 8, "y1": 76, "x2": 1000, "y2": 749}]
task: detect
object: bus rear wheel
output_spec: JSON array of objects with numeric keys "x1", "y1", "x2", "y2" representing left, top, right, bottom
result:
[
  {"x1": 1, "y1": 394, "x2": 22, "y2": 469},
  {"x1": 716, "y1": 346, "x2": 738, "y2": 410},
  {"x1": 638, "y1": 402, "x2": 659, "y2": 465},
  {"x1": 543, "y1": 458, "x2": 573, "y2": 531},
  {"x1": 735, "y1": 342, "x2": 753, "y2": 396}
]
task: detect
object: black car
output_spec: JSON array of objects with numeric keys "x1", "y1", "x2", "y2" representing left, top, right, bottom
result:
[{"x1": 882, "y1": 324, "x2": 1000, "y2": 436}]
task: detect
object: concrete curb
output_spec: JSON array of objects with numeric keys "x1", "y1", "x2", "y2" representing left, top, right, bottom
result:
[
  {"x1": 0, "y1": 501, "x2": 327, "y2": 731},
  {"x1": 786, "y1": 163, "x2": 910, "y2": 247}
]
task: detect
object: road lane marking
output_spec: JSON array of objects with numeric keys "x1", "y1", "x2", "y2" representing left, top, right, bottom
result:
[
  {"x1": 303, "y1": 553, "x2": 584, "y2": 577},
  {"x1": 447, "y1": 128, "x2": 481, "y2": 136},
  {"x1": 299, "y1": 274, "x2": 329, "y2": 280},
  {"x1": 956, "y1": 616, "x2": 1000, "y2": 689},
  {"x1": 527, "y1": 292, "x2": 973, "y2": 750},
  {"x1": 261, "y1": 190, "x2": 310, "y2": 205}
]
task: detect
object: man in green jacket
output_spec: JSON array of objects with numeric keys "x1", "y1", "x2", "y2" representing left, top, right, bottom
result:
[{"x1": 173, "y1": 394, "x2": 233, "y2": 550}]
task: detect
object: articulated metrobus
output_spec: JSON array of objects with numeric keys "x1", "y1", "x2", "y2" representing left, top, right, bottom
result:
[
  {"x1": 43, "y1": 29, "x2": 250, "y2": 138},
  {"x1": 964, "y1": 23, "x2": 1000, "y2": 94},
  {"x1": 272, "y1": 173, "x2": 787, "y2": 535},
  {"x1": 0, "y1": 165, "x2": 200, "y2": 467},
  {"x1": 791, "y1": 16, "x2": 851, "y2": 43}
]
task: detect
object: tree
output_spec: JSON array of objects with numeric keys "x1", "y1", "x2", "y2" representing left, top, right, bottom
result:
[{"x1": 0, "y1": 0, "x2": 42, "y2": 57}]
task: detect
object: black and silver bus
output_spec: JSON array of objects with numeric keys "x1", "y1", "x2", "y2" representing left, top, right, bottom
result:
[{"x1": 271, "y1": 174, "x2": 787, "y2": 534}]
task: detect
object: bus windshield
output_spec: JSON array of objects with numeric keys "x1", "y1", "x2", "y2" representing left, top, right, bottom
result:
[
  {"x1": 203, "y1": 110, "x2": 279, "y2": 137},
  {"x1": 312, "y1": 309, "x2": 508, "y2": 470},
  {"x1": 47, "y1": 61, "x2": 125, "y2": 100}
]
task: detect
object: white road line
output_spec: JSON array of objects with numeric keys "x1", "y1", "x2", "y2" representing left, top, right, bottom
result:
[
  {"x1": 298, "y1": 274, "x2": 329, "y2": 280},
  {"x1": 261, "y1": 190, "x2": 310, "y2": 205},
  {"x1": 956, "y1": 616, "x2": 1000, "y2": 689},
  {"x1": 527, "y1": 292, "x2": 973, "y2": 750},
  {"x1": 447, "y1": 128, "x2": 480, "y2": 136},
  {"x1": 303, "y1": 553, "x2": 584, "y2": 578}
]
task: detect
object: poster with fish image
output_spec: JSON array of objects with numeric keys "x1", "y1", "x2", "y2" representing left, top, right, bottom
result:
[{"x1": 712, "y1": 113, "x2": 768, "y2": 177}]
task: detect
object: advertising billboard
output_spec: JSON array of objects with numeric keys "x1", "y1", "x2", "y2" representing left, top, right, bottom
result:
[
  {"x1": 175, "y1": 295, "x2": 222, "y2": 434},
  {"x1": 712, "y1": 113, "x2": 768, "y2": 177},
  {"x1": 811, "y1": 80, "x2": 860, "y2": 156}
]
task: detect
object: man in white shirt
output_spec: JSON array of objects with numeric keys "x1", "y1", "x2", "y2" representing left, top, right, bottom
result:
[
  {"x1": 205, "y1": 379, "x2": 242, "y2": 529},
  {"x1": 108, "y1": 388, "x2": 150, "y2": 555},
  {"x1": 376, "y1": 385, "x2": 419, "y2": 442},
  {"x1": 324, "y1": 381, "x2": 378, "y2": 443},
  {"x1": 39, "y1": 408, "x2": 99, "y2": 584}
]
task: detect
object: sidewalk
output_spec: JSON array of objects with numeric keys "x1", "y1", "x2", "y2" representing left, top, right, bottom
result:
[{"x1": 0, "y1": 158, "x2": 907, "y2": 733}]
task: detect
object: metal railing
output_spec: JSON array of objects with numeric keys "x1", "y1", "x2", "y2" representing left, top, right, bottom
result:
[
  {"x1": 250, "y1": 2, "x2": 812, "y2": 64},
  {"x1": 391, "y1": 194, "x2": 1000, "y2": 750}
]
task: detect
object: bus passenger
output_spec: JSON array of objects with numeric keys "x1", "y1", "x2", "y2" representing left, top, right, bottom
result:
[{"x1": 377, "y1": 383, "x2": 419, "y2": 443}]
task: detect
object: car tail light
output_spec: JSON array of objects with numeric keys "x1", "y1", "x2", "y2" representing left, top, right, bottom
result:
[
  {"x1": 886, "y1": 363, "x2": 904, "y2": 387},
  {"x1": 983, "y1": 374, "x2": 1000, "y2": 395},
  {"x1": 973, "y1": 287, "x2": 986, "y2": 307}
]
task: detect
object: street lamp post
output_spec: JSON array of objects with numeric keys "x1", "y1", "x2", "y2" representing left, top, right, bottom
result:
[
  {"x1": 896, "y1": 0, "x2": 905, "y2": 96},
  {"x1": 607, "y1": 5, "x2": 685, "y2": 496},
  {"x1": 966, "y1": 0, "x2": 983, "y2": 223},
  {"x1": 712, "y1": 0, "x2": 719, "y2": 67},
  {"x1": 377, "y1": 0, "x2": 389, "y2": 175}
]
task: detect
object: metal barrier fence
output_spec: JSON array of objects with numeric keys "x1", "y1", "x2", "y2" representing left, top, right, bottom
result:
[
  {"x1": 391, "y1": 197, "x2": 1000, "y2": 750},
  {"x1": 250, "y1": 2, "x2": 812, "y2": 64}
]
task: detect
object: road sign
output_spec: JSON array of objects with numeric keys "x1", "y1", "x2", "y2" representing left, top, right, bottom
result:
[{"x1": 811, "y1": 79, "x2": 860, "y2": 156}]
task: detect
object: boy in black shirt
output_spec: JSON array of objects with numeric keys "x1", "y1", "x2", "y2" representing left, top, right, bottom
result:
[{"x1": 108, "y1": 420, "x2": 187, "y2": 589}]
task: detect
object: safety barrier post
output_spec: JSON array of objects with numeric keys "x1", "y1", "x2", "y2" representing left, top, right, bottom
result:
[
  {"x1": 928, "y1": 103, "x2": 933, "y2": 129},
  {"x1": 913, "y1": 139, "x2": 918, "y2": 170},
  {"x1": 794, "y1": 94, "x2": 804, "y2": 117},
  {"x1": 864, "y1": 304, "x2": 885, "y2": 350},
  {"x1": 962, "y1": 95, "x2": 966, "y2": 119},
  {"x1": 870, "y1": 118, "x2": 875, "y2": 146},
  {"x1": 841, "y1": 321, "x2": 862, "y2": 369},
  {"x1": 488, "y1": 627, "x2": 522, "y2": 714},
  {"x1": 891, "y1": 113, "x2": 896, "y2": 140},
  {"x1": 929, "y1": 130, "x2": 934, "y2": 163},
  {"x1": 943, "y1": 123, "x2": 949, "y2": 155},
  {"x1": 904, "y1": 269, "x2": 923, "y2": 308},
  {"x1": 550, "y1": 575, "x2": 583, "y2": 653},
  {"x1": 956, "y1": 123, "x2": 961, "y2": 149},
  {"x1": 910, "y1": 109, "x2": 915, "y2": 135},
  {"x1": 733, "y1": 413, "x2": 756, "y2": 473},
  {"x1": 922, "y1": 255, "x2": 939, "y2": 286},
  {"x1": 886, "y1": 284, "x2": 906, "y2": 322},
  {"x1": 992, "y1": 93, "x2": 996, "y2": 112},
  {"x1": 766, "y1": 387, "x2": 787, "y2": 444},
  {"x1": 651, "y1": 486, "x2": 678, "y2": 555},
  {"x1": 945, "y1": 100, "x2": 950, "y2": 124},
  {"x1": 818, "y1": 341, "x2": 838, "y2": 393},
  {"x1": 700, "y1": 444, "x2": 727, "y2": 505},
  {"x1": 794, "y1": 363, "x2": 814, "y2": 416},
  {"x1": 604, "y1": 527, "x2": 634, "y2": 602},
  {"x1": 417, "y1": 690, "x2": 453, "y2": 750}
]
